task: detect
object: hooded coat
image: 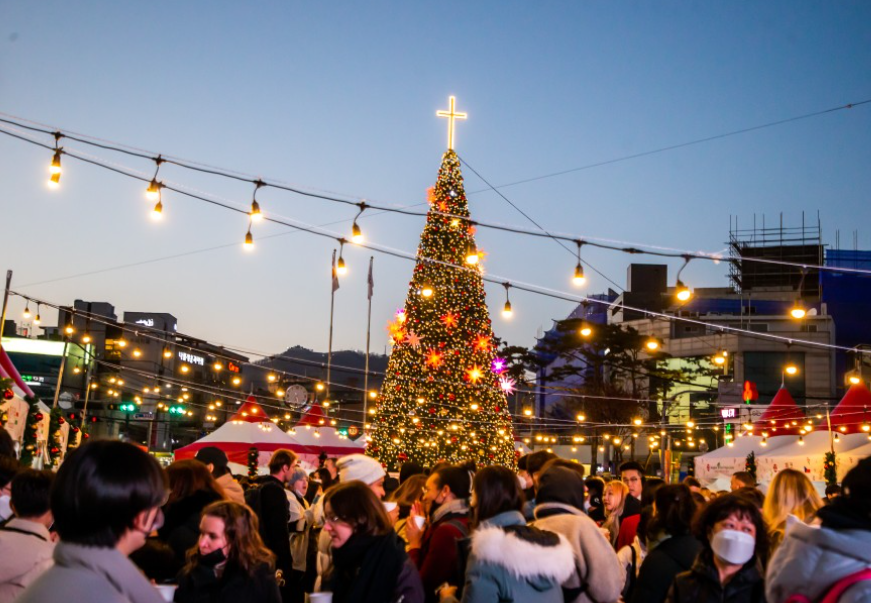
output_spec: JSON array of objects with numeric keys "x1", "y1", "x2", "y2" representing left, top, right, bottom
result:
[
  {"x1": 448, "y1": 510, "x2": 574, "y2": 603},
  {"x1": 765, "y1": 499, "x2": 871, "y2": 603},
  {"x1": 0, "y1": 518, "x2": 54, "y2": 601}
]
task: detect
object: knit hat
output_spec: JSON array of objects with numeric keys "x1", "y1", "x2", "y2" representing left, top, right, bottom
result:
[
  {"x1": 195, "y1": 446, "x2": 229, "y2": 470},
  {"x1": 337, "y1": 454, "x2": 385, "y2": 485},
  {"x1": 536, "y1": 466, "x2": 586, "y2": 510}
]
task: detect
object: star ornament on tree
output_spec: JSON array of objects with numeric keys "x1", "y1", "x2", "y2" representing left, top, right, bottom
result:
[
  {"x1": 474, "y1": 336, "x2": 492, "y2": 352},
  {"x1": 425, "y1": 350, "x2": 443, "y2": 368},
  {"x1": 499, "y1": 376, "x2": 516, "y2": 395},
  {"x1": 466, "y1": 365, "x2": 483, "y2": 383},
  {"x1": 440, "y1": 313, "x2": 458, "y2": 328},
  {"x1": 491, "y1": 357, "x2": 507, "y2": 374},
  {"x1": 405, "y1": 331, "x2": 422, "y2": 348}
]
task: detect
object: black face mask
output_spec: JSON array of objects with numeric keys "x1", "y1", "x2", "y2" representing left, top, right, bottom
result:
[{"x1": 199, "y1": 548, "x2": 227, "y2": 568}]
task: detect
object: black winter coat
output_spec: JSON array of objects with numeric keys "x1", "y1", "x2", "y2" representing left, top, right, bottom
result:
[
  {"x1": 629, "y1": 533, "x2": 703, "y2": 603},
  {"x1": 174, "y1": 561, "x2": 281, "y2": 603},
  {"x1": 666, "y1": 552, "x2": 765, "y2": 603},
  {"x1": 159, "y1": 490, "x2": 223, "y2": 564}
]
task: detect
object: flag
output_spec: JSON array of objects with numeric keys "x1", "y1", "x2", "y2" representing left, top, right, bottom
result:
[
  {"x1": 367, "y1": 256, "x2": 374, "y2": 300},
  {"x1": 331, "y1": 249, "x2": 340, "y2": 292}
]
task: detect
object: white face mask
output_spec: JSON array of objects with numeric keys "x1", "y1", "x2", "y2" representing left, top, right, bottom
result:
[
  {"x1": 0, "y1": 494, "x2": 11, "y2": 521},
  {"x1": 517, "y1": 475, "x2": 530, "y2": 490},
  {"x1": 711, "y1": 529, "x2": 755, "y2": 565},
  {"x1": 583, "y1": 499, "x2": 592, "y2": 512}
]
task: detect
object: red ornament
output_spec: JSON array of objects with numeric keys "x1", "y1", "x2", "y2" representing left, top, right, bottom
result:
[
  {"x1": 2, "y1": 389, "x2": 13, "y2": 401},
  {"x1": 35, "y1": 413, "x2": 44, "y2": 421},
  {"x1": 428, "y1": 407, "x2": 436, "y2": 414},
  {"x1": 58, "y1": 417, "x2": 65, "y2": 424},
  {"x1": 398, "y1": 452, "x2": 408, "y2": 462}
]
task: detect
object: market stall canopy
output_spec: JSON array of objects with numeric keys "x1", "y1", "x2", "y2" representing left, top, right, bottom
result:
[
  {"x1": 828, "y1": 382, "x2": 871, "y2": 435},
  {"x1": 753, "y1": 386, "x2": 806, "y2": 435},
  {"x1": 756, "y1": 429, "x2": 869, "y2": 484}
]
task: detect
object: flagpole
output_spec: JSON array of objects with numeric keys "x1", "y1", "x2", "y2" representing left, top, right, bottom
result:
[
  {"x1": 327, "y1": 249, "x2": 337, "y2": 399},
  {"x1": 363, "y1": 257, "x2": 373, "y2": 418}
]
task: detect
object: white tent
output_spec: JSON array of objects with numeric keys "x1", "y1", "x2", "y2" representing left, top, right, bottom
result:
[
  {"x1": 694, "y1": 434, "x2": 793, "y2": 485},
  {"x1": 756, "y1": 431, "x2": 870, "y2": 483}
]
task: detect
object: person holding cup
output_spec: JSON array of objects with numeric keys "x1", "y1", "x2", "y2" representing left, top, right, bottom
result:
[
  {"x1": 174, "y1": 500, "x2": 281, "y2": 603},
  {"x1": 320, "y1": 481, "x2": 423, "y2": 603}
]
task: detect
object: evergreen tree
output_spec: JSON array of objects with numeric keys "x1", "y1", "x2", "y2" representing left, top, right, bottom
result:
[{"x1": 368, "y1": 150, "x2": 515, "y2": 471}]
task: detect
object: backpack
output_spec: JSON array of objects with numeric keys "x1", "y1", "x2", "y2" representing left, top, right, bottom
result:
[
  {"x1": 785, "y1": 568, "x2": 871, "y2": 603},
  {"x1": 244, "y1": 482, "x2": 264, "y2": 518}
]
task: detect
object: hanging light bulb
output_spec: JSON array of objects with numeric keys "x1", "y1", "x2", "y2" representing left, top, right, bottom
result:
[
  {"x1": 713, "y1": 352, "x2": 726, "y2": 365},
  {"x1": 244, "y1": 225, "x2": 254, "y2": 251},
  {"x1": 82, "y1": 333, "x2": 92, "y2": 344},
  {"x1": 675, "y1": 280, "x2": 692, "y2": 302},
  {"x1": 785, "y1": 364, "x2": 799, "y2": 376},
  {"x1": 23, "y1": 304, "x2": 31, "y2": 319},
  {"x1": 578, "y1": 321, "x2": 593, "y2": 338},
  {"x1": 645, "y1": 337, "x2": 660, "y2": 351},
  {"x1": 152, "y1": 199, "x2": 163, "y2": 219},
  {"x1": 47, "y1": 134, "x2": 63, "y2": 188},
  {"x1": 573, "y1": 262, "x2": 586, "y2": 286},
  {"x1": 336, "y1": 255, "x2": 347, "y2": 275},
  {"x1": 33, "y1": 304, "x2": 41, "y2": 325},
  {"x1": 146, "y1": 179, "x2": 161, "y2": 201},
  {"x1": 351, "y1": 221, "x2": 363, "y2": 244},
  {"x1": 465, "y1": 242, "x2": 479, "y2": 265},
  {"x1": 790, "y1": 301, "x2": 807, "y2": 320},
  {"x1": 249, "y1": 179, "x2": 264, "y2": 221},
  {"x1": 500, "y1": 283, "x2": 513, "y2": 318}
]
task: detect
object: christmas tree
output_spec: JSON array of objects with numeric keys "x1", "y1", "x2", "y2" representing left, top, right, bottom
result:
[{"x1": 368, "y1": 111, "x2": 516, "y2": 470}]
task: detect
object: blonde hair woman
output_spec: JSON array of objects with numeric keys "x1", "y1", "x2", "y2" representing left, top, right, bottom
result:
[
  {"x1": 602, "y1": 480, "x2": 630, "y2": 547},
  {"x1": 763, "y1": 468, "x2": 823, "y2": 553}
]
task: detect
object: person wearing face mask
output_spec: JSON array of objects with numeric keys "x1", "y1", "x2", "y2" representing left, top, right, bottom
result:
[
  {"x1": 584, "y1": 476, "x2": 606, "y2": 523},
  {"x1": 285, "y1": 467, "x2": 310, "y2": 603},
  {"x1": 665, "y1": 494, "x2": 769, "y2": 603},
  {"x1": 17, "y1": 440, "x2": 168, "y2": 603},
  {"x1": 321, "y1": 481, "x2": 423, "y2": 603},
  {"x1": 406, "y1": 465, "x2": 471, "y2": 603},
  {"x1": 174, "y1": 501, "x2": 281, "y2": 603},
  {"x1": 0, "y1": 456, "x2": 19, "y2": 525}
]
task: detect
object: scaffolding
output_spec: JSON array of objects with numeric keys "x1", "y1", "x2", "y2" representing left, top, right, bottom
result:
[{"x1": 728, "y1": 212, "x2": 823, "y2": 297}]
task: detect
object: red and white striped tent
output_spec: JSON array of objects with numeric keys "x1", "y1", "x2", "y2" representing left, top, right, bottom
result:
[
  {"x1": 827, "y1": 382, "x2": 871, "y2": 435},
  {"x1": 174, "y1": 395, "x2": 300, "y2": 468},
  {"x1": 285, "y1": 404, "x2": 366, "y2": 470}
]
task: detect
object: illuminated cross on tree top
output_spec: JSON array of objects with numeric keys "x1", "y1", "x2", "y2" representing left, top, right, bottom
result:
[{"x1": 437, "y1": 96, "x2": 468, "y2": 151}]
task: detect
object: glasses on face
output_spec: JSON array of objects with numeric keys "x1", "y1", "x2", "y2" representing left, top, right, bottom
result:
[{"x1": 325, "y1": 515, "x2": 347, "y2": 526}]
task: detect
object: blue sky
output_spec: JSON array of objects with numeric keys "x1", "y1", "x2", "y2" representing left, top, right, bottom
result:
[{"x1": 1, "y1": 1, "x2": 869, "y2": 359}]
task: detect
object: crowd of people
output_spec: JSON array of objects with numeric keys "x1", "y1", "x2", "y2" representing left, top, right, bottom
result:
[{"x1": 0, "y1": 428, "x2": 869, "y2": 603}]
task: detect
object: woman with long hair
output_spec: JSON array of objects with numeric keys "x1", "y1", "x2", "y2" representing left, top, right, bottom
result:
[
  {"x1": 628, "y1": 484, "x2": 701, "y2": 603},
  {"x1": 174, "y1": 501, "x2": 280, "y2": 603},
  {"x1": 762, "y1": 468, "x2": 823, "y2": 553},
  {"x1": 601, "y1": 480, "x2": 629, "y2": 547},
  {"x1": 158, "y1": 460, "x2": 226, "y2": 565},
  {"x1": 665, "y1": 494, "x2": 769, "y2": 603},
  {"x1": 388, "y1": 473, "x2": 427, "y2": 544},
  {"x1": 440, "y1": 466, "x2": 574, "y2": 603},
  {"x1": 320, "y1": 481, "x2": 423, "y2": 603}
]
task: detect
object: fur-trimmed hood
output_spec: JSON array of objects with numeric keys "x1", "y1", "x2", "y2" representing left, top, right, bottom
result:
[{"x1": 471, "y1": 523, "x2": 575, "y2": 587}]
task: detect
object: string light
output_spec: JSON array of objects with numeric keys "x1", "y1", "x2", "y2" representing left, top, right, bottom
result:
[
  {"x1": 163, "y1": 348, "x2": 172, "y2": 359},
  {"x1": 152, "y1": 198, "x2": 163, "y2": 219},
  {"x1": 23, "y1": 304, "x2": 31, "y2": 319},
  {"x1": 572, "y1": 241, "x2": 586, "y2": 286},
  {"x1": 785, "y1": 364, "x2": 799, "y2": 376},
  {"x1": 501, "y1": 283, "x2": 513, "y2": 318},
  {"x1": 790, "y1": 301, "x2": 807, "y2": 320},
  {"x1": 249, "y1": 179, "x2": 264, "y2": 222},
  {"x1": 351, "y1": 202, "x2": 367, "y2": 244},
  {"x1": 645, "y1": 337, "x2": 660, "y2": 351},
  {"x1": 33, "y1": 304, "x2": 40, "y2": 325},
  {"x1": 579, "y1": 322, "x2": 592, "y2": 338},
  {"x1": 675, "y1": 256, "x2": 693, "y2": 301},
  {"x1": 336, "y1": 241, "x2": 347, "y2": 275},
  {"x1": 146, "y1": 156, "x2": 164, "y2": 201},
  {"x1": 465, "y1": 241, "x2": 479, "y2": 265},
  {"x1": 47, "y1": 132, "x2": 63, "y2": 188}
]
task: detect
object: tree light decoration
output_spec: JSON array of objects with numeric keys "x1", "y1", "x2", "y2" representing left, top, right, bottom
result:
[
  {"x1": 368, "y1": 150, "x2": 514, "y2": 470},
  {"x1": 498, "y1": 376, "x2": 516, "y2": 394}
]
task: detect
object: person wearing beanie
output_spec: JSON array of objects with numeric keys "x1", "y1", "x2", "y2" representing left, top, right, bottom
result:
[
  {"x1": 336, "y1": 454, "x2": 386, "y2": 498},
  {"x1": 314, "y1": 454, "x2": 387, "y2": 592},
  {"x1": 766, "y1": 457, "x2": 871, "y2": 603},
  {"x1": 195, "y1": 446, "x2": 245, "y2": 505},
  {"x1": 531, "y1": 466, "x2": 625, "y2": 603}
]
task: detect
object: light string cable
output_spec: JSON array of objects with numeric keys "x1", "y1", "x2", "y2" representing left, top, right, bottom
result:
[
  {"x1": 12, "y1": 290, "x2": 864, "y2": 435},
  {"x1": 4, "y1": 115, "x2": 871, "y2": 275}
]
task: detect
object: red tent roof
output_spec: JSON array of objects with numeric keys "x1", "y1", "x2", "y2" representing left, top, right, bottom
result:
[
  {"x1": 229, "y1": 395, "x2": 273, "y2": 423},
  {"x1": 829, "y1": 382, "x2": 871, "y2": 435},
  {"x1": 753, "y1": 386, "x2": 805, "y2": 435},
  {"x1": 296, "y1": 404, "x2": 327, "y2": 427}
]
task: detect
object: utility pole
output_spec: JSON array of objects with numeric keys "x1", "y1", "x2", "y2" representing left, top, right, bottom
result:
[{"x1": 0, "y1": 270, "x2": 12, "y2": 339}]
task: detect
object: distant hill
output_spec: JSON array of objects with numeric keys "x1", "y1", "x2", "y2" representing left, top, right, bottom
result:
[{"x1": 254, "y1": 345, "x2": 389, "y2": 398}]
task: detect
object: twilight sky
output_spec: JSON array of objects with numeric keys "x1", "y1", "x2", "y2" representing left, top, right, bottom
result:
[{"x1": 1, "y1": 1, "x2": 869, "y2": 361}]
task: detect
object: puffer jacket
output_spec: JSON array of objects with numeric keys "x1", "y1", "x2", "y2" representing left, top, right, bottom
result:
[
  {"x1": 629, "y1": 533, "x2": 702, "y2": 603},
  {"x1": 666, "y1": 552, "x2": 765, "y2": 603},
  {"x1": 446, "y1": 510, "x2": 574, "y2": 603},
  {"x1": 766, "y1": 500, "x2": 871, "y2": 603}
]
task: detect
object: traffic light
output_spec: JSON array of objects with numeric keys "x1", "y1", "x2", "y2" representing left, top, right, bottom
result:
[
  {"x1": 169, "y1": 405, "x2": 186, "y2": 415},
  {"x1": 119, "y1": 403, "x2": 136, "y2": 412}
]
